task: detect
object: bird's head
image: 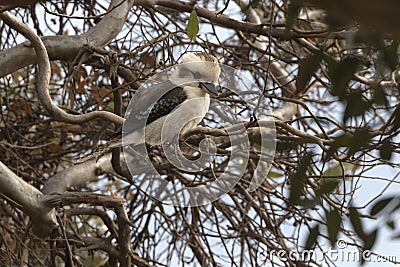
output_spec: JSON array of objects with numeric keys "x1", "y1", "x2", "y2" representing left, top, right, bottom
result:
[
  {"x1": 180, "y1": 52, "x2": 220, "y2": 83},
  {"x1": 171, "y1": 52, "x2": 221, "y2": 96}
]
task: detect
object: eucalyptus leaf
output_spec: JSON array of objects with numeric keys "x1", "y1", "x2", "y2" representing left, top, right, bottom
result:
[{"x1": 187, "y1": 10, "x2": 199, "y2": 41}]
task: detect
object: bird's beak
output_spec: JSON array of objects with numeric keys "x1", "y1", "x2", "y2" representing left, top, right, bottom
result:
[{"x1": 199, "y1": 82, "x2": 219, "y2": 96}]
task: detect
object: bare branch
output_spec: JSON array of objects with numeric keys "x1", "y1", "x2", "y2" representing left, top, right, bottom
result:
[
  {"x1": 0, "y1": 8, "x2": 125, "y2": 124},
  {"x1": 0, "y1": 0, "x2": 133, "y2": 78},
  {"x1": 0, "y1": 161, "x2": 57, "y2": 237},
  {"x1": 42, "y1": 154, "x2": 116, "y2": 194}
]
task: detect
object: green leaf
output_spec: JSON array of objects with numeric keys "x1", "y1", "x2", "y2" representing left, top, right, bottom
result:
[
  {"x1": 276, "y1": 140, "x2": 296, "y2": 151},
  {"x1": 288, "y1": 153, "x2": 312, "y2": 205},
  {"x1": 360, "y1": 230, "x2": 377, "y2": 265},
  {"x1": 304, "y1": 225, "x2": 319, "y2": 249},
  {"x1": 349, "y1": 207, "x2": 365, "y2": 238},
  {"x1": 286, "y1": 2, "x2": 301, "y2": 32},
  {"x1": 347, "y1": 128, "x2": 371, "y2": 157},
  {"x1": 363, "y1": 229, "x2": 377, "y2": 251},
  {"x1": 187, "y1": 10, "x2": 199, "y2": 41},
  {"x1": 372, "y1": 83, "x2": 388, "y2": 107},
  {"x1": 315, "y1": 179, "x2": 340, "y2": 197},
  {"x1": 328, "y1": 57, "x2": 361, "y2": 100},
  {"x1": 379, "y1": 139, "x2": 393, "y2": 160},
  {"x1": 343, "y1": 92, "x2": 371, "y2": 123},
  {"x1": 370, "y1": 197, "x2": 394, "y2": 216},
  {"x1": 326, "y1": 209, "x2": 341, "y2": 247},
  {"x1": 332, "y1": 134, "x2": 353, "y2": 147},
  {"x1": 325, "y1": 134, "x2": 352, "y2": 160},
  {"x1": 382, "y1": 40, "x2": 399, "y2": 70},
  {"x1": 296, "y1": 51, "x2": 322, "y2": 94},
  {"x1": 322, "y1": 164, "x2": 343, "y2": 177},
  {"x1": 299, "y1": 198, "x2": 320, "y2": 209},
  {"x1": 268, "y1": 170, "x2": 284, "y2": 178}
]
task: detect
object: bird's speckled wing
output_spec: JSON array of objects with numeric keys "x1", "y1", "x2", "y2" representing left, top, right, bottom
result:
[{"x1": 123, "y1": 80, "x2": 187, "y2": 134}]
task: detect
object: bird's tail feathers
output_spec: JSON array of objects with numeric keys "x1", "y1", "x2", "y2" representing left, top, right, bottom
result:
[
  {"x1": 76, "y1": 130, "x2": 145, "y2": 163},
  {"x1": 76, "y1": 136, "x2": 122, "y2": 163}
]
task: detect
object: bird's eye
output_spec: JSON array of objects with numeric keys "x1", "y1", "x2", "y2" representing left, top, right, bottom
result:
[{"x1": 193, "y1": 71, "x2": 201, "y2": 79}]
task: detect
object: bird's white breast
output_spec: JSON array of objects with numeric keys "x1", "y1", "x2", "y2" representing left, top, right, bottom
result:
[
  {"x1": 144, "y1": 86, "x2": 210, "y2": 145},
  {"x1": 181, "y1": 86, "x2": 210, "y2": 129}
]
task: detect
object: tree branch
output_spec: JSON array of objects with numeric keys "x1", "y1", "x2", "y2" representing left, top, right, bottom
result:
[
  {"x1": 0, "y1": 1, "x2": 129, "y2": 124},
  {"x1": 0, "y1": 161, "x2": 58, "y2": 237},
  {"x1": 137, "y1": 0, "x2": 347, "y2": 40},
  {"x1": 42, "y1": 154, "x2": 116, "y2": 194},
  {"x1": 0, "y1": 0, "x2": 133, "y2": 78}
]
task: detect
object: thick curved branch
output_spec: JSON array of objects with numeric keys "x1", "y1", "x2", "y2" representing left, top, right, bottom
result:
[
  {"x1": 0, "y1": 0, "x2": 133, "y2": 78},
  {"x1": 0, "y1": 1, "x2": 129, "y2": 124},
  {"x1": 0, "y1": 161, "x2": 57, "y2": 237},
  {"x1": 42, "y1": 154, "x2": 116, "y2": 194}
]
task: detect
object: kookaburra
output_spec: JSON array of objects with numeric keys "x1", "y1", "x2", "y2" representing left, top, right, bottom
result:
[{"x1": 77, "y1": 52, "x2": 221, "y2": 162}]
